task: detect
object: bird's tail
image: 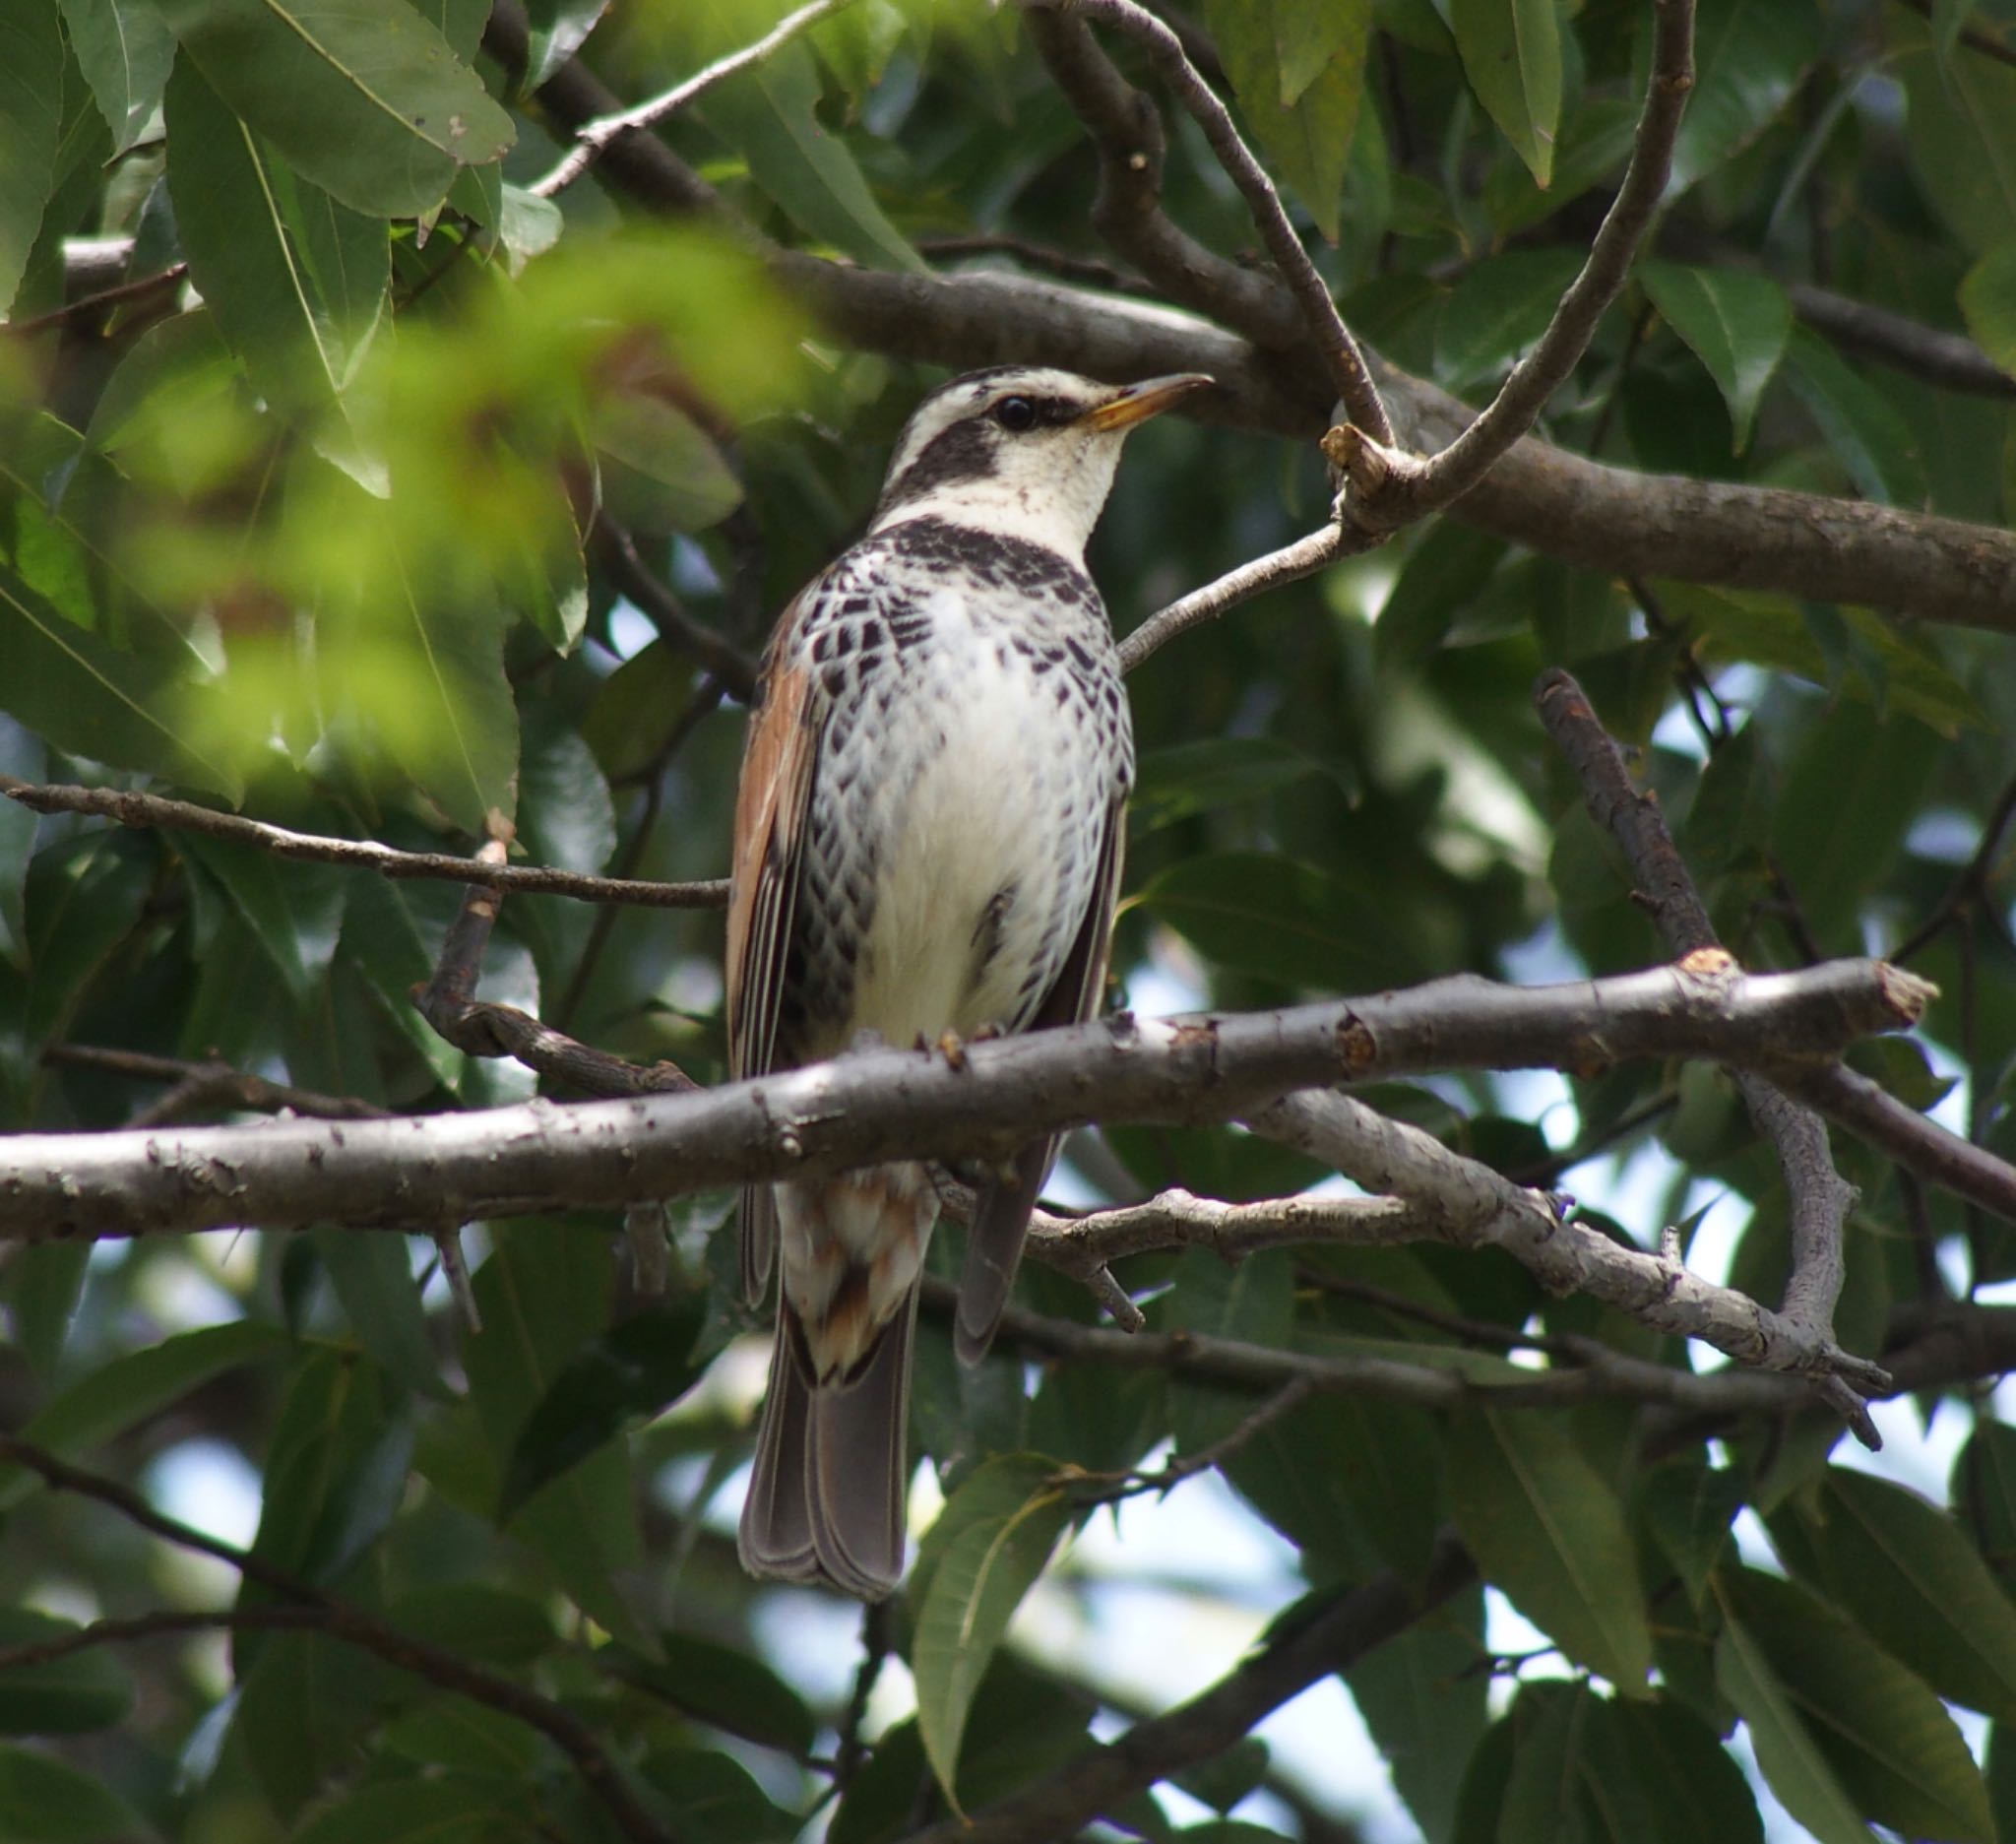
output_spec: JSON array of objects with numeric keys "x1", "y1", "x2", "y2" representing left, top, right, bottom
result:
[
  {"x1": 956, "y1": 1135, "x2": 1054, "y2": 1364},
  {"x1": 738, "y1": 1287, "x2": 918, "y2": 1601}
]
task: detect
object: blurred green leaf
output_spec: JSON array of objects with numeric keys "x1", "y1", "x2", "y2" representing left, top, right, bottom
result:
[
  {"x1": 1207, "y1": 0, "x2": 1368, "y2": 240},
  {"x1": 155, "y1": 0, "x2": 516, "y2": 217},
  {"x1": 1602, "y1": 1695, "x2": 1764, "y2": 1844},
  {"x1": 1895, "y1": 10, "x2": 2016, "y2": 257},
  {"x1": 612, "y1": 1630, "x2": 817, "y2": 1756},
  {"x1": 287, "y1": 1775, "x2": 520, "y2": 1844},
  {"x1": 1436, "y1": 250, "x2": 1585, "y2": 390},
  {"x1": 1668, "y1": 0, "x2": 1823, "y2": 195},
  {"x1": 0, "y1": 1611, "x2": 135, "y2": 1736},
  {"x1": 913, "y1": 1452, "x2": 1072, "y2": 1808},
  {"x1": 1960, "y1": 243, "x2": 2016, "y2": 378},
  {"x1": 706, "y1": 40, "x2": 924, "y2": 272},
  {"x1": 522, "y1": 0, "x2": 608, "y2": 90},
  {"x1": 1719, "y1": 1567, "x2": 1992, "y2": 1844},
  {"x1": 0, "y1": 1744, "x2": 148, "y2": 1841},
  {"x1": 1640, "y1": 264, "x2": 1792, "y2": 452},
  {"x1": 1131, "y1": 735, "x2": 1352, "y2": 831},
  {"x1": 1637, "y1": 1460, "x2": 1743, "y2": 1611},
  {"x1": 0, "y1": 1, "x2": 63, "y2": 316},
  {"x1": 1376, "y1": 525, "x2": 1509, "y2": 672},
  {"x1": 312, "y1": 1228, "x2": 445, "y2": 1400},
  {"x1": 181, "y1": 832, "x2": 346, "y2": 1002},
  {"x1": 1446, "y1": 1407, "x2": 1653, "y2": 1693},
  {"x1": 498, "y1": 1298, "x2": 707, "y2": 1519},
  {"x1": 1136, "y1": 851, "x2": 1427, "y2": 991},
  {"x1": 57, "y1": 0, "x2": 176, "y2": 151},
  {"x1": 0, "y1": 1320, "x2": 284, "y2": 1510},
  {"x1": 1451, "y1": 0, "x2": 1560, "y2": 187},
  {"x1": 1782, "y1": 327, "x2": 1928, "y2": 507},
  {"x1": 0, "y1": 560, "x2": 244, "y2": 798},
  {"x1": 597, "y1": 398, "x2": 746, "y2": 535},
  {"x1": 382, "y1": 1696, "x2": 539, "y2": 1776}
]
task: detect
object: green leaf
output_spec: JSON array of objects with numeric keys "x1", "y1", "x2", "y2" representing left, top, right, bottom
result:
[
  {"x1": 1344, "y1": 1584, "x2": 1488, "y2": 1843},
  {"x1": 1, "y1": 1242, "x2": 89, "y2": 1381},
  {"x1": 1445, "y1": 1407, "x2": 1653, "y2": 1693},
  {"x1": 0, "y1": 1611, "x2": 135, "y2": 1736},
  {"x1": 0, "y1": 558, "x2": 243, "y2": 802},
  {"x1": 287, "y1": 1775, "x2": 517, "y2": 1844},
  {"x1": 1895, "y1": 9, "x2": 2016, "y2": 257},
  {"x1": 180, "y1": 832, "x2": 345, "y2": 1002},
  {"x1": 464, "y1": 1224, "x2": 650, "y2": 1651},
  {"x1": 596, "y1": 397, "x2": 746, "y2": 535},
  {"x1": 1131, "y1": 734, "x2": 1351, "y2": 831},
  {"x1": 1435, "y1": 249, "x2": 1585, "y2": 390},
  {"x1": 0, "y1": 1318, "x2": 286, "y2": 1509},
  {"x1": 1719, "y1": 1567, "x2": 1993, "y2": 1844},
  {"x1": 812, "y1": 0, "x2": 905, "y2": 103},
  {"x1": 705, "y1": 39, "x2": 924, "y2": 273},
  {"x1": 1669, "y1": 0, "x2": 1824, "y2": 196},
  {"x1": 1639, "y1": 263, "x2": 1792, "y2": 452},
  {"x1": 638, "y1": 1746, "x2": 799, "y2": 1842},
  {"x1": 382, "y1": 1583, "x2": 557, "y2": 1667},
  {"x1": 1772, "y1": 696, "x2": 1943, "y2": 944},
  {"x1": 382, "y1": 1698, "x2": 538, "y2": 1776},
  {"x1": 1450, "y1": 0, "x2": 1560, "y2": 187},
  {"x1": 1206, "y1": 0, "x2": 1368, "y2": 241},
  {"x1": 12, "y1": 828, "x2": 155, "y2": 1056},
  {"x1": 1375, "y1": 525, "x2": 1509, "y2": 671},
  {"x1": 521, "y1": 0, "x2": 607, "y2": 89},
  {"x1": 912, "y1": 1452, "x2": 1072, "y2": 1808},
  {"x1": 1796, "y1": 1467, "x2": 2016, "y2": 1726},
  {"x1": 155, "y1": 0, "x2": 516, "y2": 218},
  {"x1": 611, "y1": 1630, "x2": 817, "y2": 1756},
  {"x1": 1637, "y1": 1460, "x2": 1744, "y2": 1610},
  {"x1": 1602, "y1": 1696, "x2": 1764, "y2": 1844},
  {"x1": 56, "y1": 0, "x2": 177, "y2": 151},
  {"x1": 0, "y1": 1743, "x2": 147, "y2": 1841},
  {"x1": 0, "y1": 1, "x2": 64, "y2": 317},
  {"x1": 1959, "y1": 242, "x2": 2016, "y2": 379},
  {"x1": 1782, "y1": 325, "x2": 1928, "y2": 507},
  {"x1": 312, "y1": 1228, "x2": 444, "y2": 1400},
  {"x1": 497, "y1": 1298, "x2": 707, "y2": 1520},
  {"x1": 1135, "y1": 851, "x2": 1427, "y2": 991}
]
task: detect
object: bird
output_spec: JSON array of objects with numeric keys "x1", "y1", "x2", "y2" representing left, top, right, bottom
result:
[{"x1": 726, "y1": 363, "x2": 1212, "y2": 1599}]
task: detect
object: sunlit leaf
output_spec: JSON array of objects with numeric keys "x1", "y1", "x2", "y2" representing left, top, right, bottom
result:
[{"x1": 1669, "y1": 0, "x2": 1823, "y2": 196}]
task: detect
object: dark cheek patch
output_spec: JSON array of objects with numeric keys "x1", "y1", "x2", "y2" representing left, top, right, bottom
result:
[{"x1": 880, "y1": 419, "x2": 999, "y2": 511}]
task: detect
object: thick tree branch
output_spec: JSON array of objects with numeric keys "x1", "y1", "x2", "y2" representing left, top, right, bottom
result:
[
  {"x1": 0, "y1": 776, "x2": 727, "y2": 909},
  {"x1": 0, "y1": 1436, "x2": 673, "y2": 1844},
  {"x1": 1536, "y1": 668, "x2": 1875, "y2": 1431},
  {"x1": 0, "y1": 959, "x2": 1932, "y2": 1242}
]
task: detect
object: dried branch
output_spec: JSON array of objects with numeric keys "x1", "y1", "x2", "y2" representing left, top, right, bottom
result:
[
  {"x1": 0, "y1": 1435, "x2": 672, "y2": 1844},
  {"x1": 1535, "y1": 668, "x2": 1871, "y2": 1434},
  {"x1": 894, "y1": 1529, "x2": 1477, "y2": 1844},
  {"x1": 0, "y1": 776, "x2": 728, "y2": 909},
  {"x1": 531, "y1": 0, "x2": 854, "y2": 199},
  {"x1": 1351, "y1": 0, "x2": 1696, "y2": 529},
  {"x1": 0, "y1": 958, "x2": 1933, "y2": 1242}
]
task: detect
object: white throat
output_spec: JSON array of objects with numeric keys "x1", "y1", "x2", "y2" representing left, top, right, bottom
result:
[{"x1": 866, "y1": 442, "x2": 1122, "y2": 558}]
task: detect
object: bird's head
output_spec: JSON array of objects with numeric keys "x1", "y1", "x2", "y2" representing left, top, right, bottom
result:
[{"x1": 867, "y1": 366, "x2": 1214, "y2": 557}]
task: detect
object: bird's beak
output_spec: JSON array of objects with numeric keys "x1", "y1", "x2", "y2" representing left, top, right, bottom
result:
[{"x1": 1084, "y1": 372, "x2": 1215, "y2": 431}]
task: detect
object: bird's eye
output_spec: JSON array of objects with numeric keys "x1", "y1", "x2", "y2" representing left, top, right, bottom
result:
[{"x1": 993, "y1": 396, "x2": 1038, "y2": 432}]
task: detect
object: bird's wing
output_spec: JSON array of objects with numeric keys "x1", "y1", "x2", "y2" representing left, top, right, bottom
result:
[
  {"x1": 726, "y1": 598, "x2": 825, "y2": 1305},
  {"x1": 955, "y1": 792, "x2": 1129, "y2": 1364}
]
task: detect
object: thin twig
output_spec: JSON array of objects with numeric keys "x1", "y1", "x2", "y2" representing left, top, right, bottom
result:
[
  {"x1": 532, "y1": 0, "x2": 855, "y2": 198},
  {"x1": 1890, "y1": 768, "x2": 2016, "y2": 963},
  {"x1": 1067, "y1": 1375, "x2": 1320, "y2": 1506},
  {"x1": 596, "y1": 525, "x2": 759, "y2": 701},
  {"x1": 1891, "y1": 0, "x2": 2016, "y2": 70},
  {"x1": 1026, "y1": 0, "x2": 1391, "y2": 442},
  {"x1": 1119, "y1": 520, "x2": 1363, "y2": 672},
  {"x1": 5, "y1": 263, "x2": 188, "y2": 338},
  {"x1": 1357, "y1": 0, "x2": 1696, "y2": 527},
  {"x1": 0, "y1": 777, "x2": 727, "y2": 909},
  {"x1": 45, "y1": 1044, "x2": 392, "y2": 1121},
  {"x1": 0, "y1": 1435, "x2": 674, "y2": 1844}
]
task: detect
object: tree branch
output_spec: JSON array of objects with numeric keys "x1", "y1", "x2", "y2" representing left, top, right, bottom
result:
[
  {"x1": 531, "y1": 0, "x2": 854, "y2": 199},
  {"x1": 0, "y1": 776, "x2": 728, "y2": 909},
  {"x1": 1351, "y1": 0, "x2": 1696, "y2": 528},
  {"x1": 1535, "y1": 668, "x2": 1874, "y2": 1433},
  {"x1": 1022, "y1": 0, "x2": 1391, "y2": 442},
  {"x1": 0, "y1": 1435, "x2": 673, "y2": 1844},
  {"x1": 0, "y1": 959, "x2": 1933, "y2": 1242},
  {"x1": 894, "y1": 1528, "x2": 1477, "y2": 1844}
]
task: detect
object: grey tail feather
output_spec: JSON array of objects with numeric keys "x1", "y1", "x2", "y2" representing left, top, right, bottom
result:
[
  {"x1": 739, "y1": 1184, "x2": 777, "y2": 1306},
  {"x1": 737, "y1": 1320, "x2": 817, "y2": 1583},
  {"x1": 807, "y1": 1285, "x2": 917, "y2": 1601},
  {"x1": 955, "y1": 1137, "x2": 1053, "y2": 1366}
]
